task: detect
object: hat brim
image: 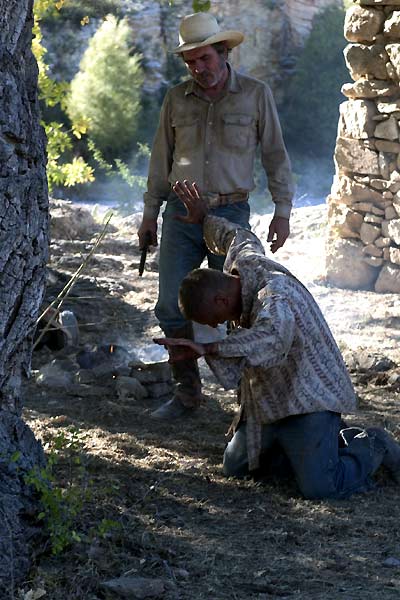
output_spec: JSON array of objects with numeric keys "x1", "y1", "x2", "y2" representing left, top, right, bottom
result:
[{"x1": 171, "y1": 31, "x2": 244, "y2": 54}]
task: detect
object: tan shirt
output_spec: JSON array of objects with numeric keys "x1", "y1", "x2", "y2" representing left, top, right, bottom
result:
[
  {"x1": 203, "y1": 215, "x2": 357, "y2": 470},
  {"x1": 143, "y1": 65, "x2": 294, "y2": 220}
]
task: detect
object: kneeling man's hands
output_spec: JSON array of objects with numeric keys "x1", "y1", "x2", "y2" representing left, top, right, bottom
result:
[
  {"x1": 173, "y1": 180, "x2": 207, "y2": 224},
  {"x1": 154, "y1": 337, "x2": 206, "y2": 362}
]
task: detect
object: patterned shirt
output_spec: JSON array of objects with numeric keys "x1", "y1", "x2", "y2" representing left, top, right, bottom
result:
[
  {"x1": 143, "y1": 65, "x2": 294, "y2": 220},
  {"x1": 203, "y1": 215, "x2": 357, "y2": 470}
]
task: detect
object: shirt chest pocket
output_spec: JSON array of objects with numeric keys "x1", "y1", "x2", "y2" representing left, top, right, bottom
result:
[
  {"x1": 220, "y1": 113, "x2": 256, "y2": 153},
  {"x1": 172, "y1": 117, "x2": 200, "y2": 154}
]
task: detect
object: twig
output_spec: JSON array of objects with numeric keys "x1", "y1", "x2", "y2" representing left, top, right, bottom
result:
[{"x1": 33, "y1": 213, "x2": 113, "y2": 350}]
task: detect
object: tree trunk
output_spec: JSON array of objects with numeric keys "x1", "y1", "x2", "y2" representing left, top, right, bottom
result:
[{"x1": 0, "y1": 0, "x2": 48, "y2": 593}]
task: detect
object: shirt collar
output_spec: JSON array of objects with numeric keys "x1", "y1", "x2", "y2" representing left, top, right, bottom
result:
[{"x1": 184, "y1": 62, "x2": 241, "y2": 97}]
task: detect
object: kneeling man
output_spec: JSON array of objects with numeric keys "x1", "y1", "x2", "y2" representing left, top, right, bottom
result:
[{"x1": 155, "y1": 181, "x2": 400, "y2": 500}]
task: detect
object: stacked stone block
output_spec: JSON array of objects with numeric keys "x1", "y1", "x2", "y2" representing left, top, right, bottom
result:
[{"x1": 326, "y1": 0, "x2": 400, "y2": 292}]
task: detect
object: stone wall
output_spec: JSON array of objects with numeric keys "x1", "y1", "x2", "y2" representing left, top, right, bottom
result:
[{"x1": 326, "y1": 0, "x2": 400, "y2": 292}]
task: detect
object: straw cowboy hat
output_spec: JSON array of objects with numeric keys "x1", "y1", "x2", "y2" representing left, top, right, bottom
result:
[{"x1": 172, "y1": 12, "x2": 244, "y2": 54}]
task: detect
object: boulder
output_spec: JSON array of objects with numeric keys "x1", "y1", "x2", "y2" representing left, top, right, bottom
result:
[
  {"x1": 374, "y1": 115, "x2": 399, "y2": 140},
  {"x1": 335, "y1": 138, "x2": 380, "y2": 175},
  {"x1": 344, "y1": 44, "x2": 389, "y2": 80},
  {"x1": 338, "y1": 100, "x2": 376, "y2": 139},
  {"x1": 360, "y1": 221, "x2": 381, "y2": 243},
  {"x1": 375, "y1": 263, "x2": 400, "y2": 292},
  {"x1": 326, "y1": 237, "x2": 378, "y2": 290},
  {"x1": 342, "y1": 78, "x2": 398, "y2": 98},
  {"x1": 386, "y1": 43, "x2": 400, "y2": 78},
  {"x1": 388, "y1": 218, "x2": 400, "y2": 243},
  {"x1": 344, "y1": 5, "x2": 384, "y2": 42},
  {"x1": 327, "y1": 202, "x2": 363, "y2": 238},
  {"x1": 384, "y1": 11, "x2": 400, "y2": 37},
  {"x1": 388, "y1": 246, "x2": 400, "y2": 264}
]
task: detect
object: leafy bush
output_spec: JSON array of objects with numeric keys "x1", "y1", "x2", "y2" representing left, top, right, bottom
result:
[
  {"x1": 67, "y1": 15, "x2": 144, "y2": 160},
  {"x1": 281, "y1": 5, "x2": 348, "y2": 157},
  {"x1": 33, "y1": 0, "x2": 94, "y2": 191}
]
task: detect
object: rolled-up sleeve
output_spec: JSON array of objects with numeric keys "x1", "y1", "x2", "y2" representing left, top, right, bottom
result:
[
  {"x1": 259, "y1": 85, "x2": 294, "y2": 219},
  {"x1": 143, "y1": 91, "x2": 174, "y2": 219}
]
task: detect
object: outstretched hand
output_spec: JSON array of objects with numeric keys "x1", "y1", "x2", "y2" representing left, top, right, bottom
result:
[
  {"x1": 154, "y1": 337, "x2": 206, "y2": 362},
  {"x1": 267, "y1": 216, "x2": 290, "y2": 253},
  {"x1": 172, "y1": 180, "x2": 208, "y2": 224}
]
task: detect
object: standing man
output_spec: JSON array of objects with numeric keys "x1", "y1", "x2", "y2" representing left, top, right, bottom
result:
[{"x1": 138, "y1": 12, "x2": 294, "y2": 419}]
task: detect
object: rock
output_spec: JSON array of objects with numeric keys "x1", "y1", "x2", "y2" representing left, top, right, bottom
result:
[
  {"x1": 362, "y1": 244, "x2": 383, "y2": 256},
  {"x1": 326, "y1": 238, "x2": 378, "y2": 290},
  {"x1": 363, "y1": 256, "x2": 383, "y2": 266},
  {"x1": 344, "y1": 5, "x2": 384, "y2": 42},
  {"x1": 344, "y1": 44, "x2": 389, "y2": 81},
  {"x1": 36, "y1": 360, "x2": 75, "y2": 388},
  {"x1": 381, "y1": 219, "x2": 391, "y2": 237},
  {"x1": 331, "y1": 174, "x2": 384, "y2": 204},
  {"x1": 385, "y1": 205, "x2": 398, "y2": 219},
  {"x1": 386, "y1": 43, "x2": 400, "y2": 79},
  {"x1": 375, "y1": 139, "x2": 400, "y2": 152},
  {"x1": 384, "y1": 11, "x2": 400, "y2": 37},
  {"x1": 379, "y1": 151, "x2": 393, "y2": 179},
  {"x1": 360, "y1": 222, "x2": 381, "y2": 244},
  {"x1": 383, "y1": 557, "x2": 400, "y2": 568},
  {"x1": 131, "y1": 362, "x2": 171, "y2": 384},
  {"x1": 335, "y1": 138, "x2": 380, "y2": 175},
  {"x1": 101, "y1": 576, "x2": 165, "y2": 598},
  {"x1": 327, "y1": 202, "x2": 363, "y2": 238},
  {"x1": 364, "y1": 213, "x2": 383, "y2": 224},
  {"x1": 388, "y1": 247, "x2": 400, "y2": 264},
  {"x1": 342, "y1": 79, "x2": 398, "y2": 98},
  {"x1": 377, "y1": 99, "x2": 400, "y2": 113},
  {"x1": 375, "y1": 263, "x2": 400, "y2": 292},
  {"x1": 374, "y1": 116, "x2": 399, "y2": 140},
  {"x1": 353, "y1": 349, "x2": 396, "y2": 372},
  {"x1": 338, "y1": 100, "x2": 376, "y2": 139},
  {"x1": 360, "y1": 0, "x2": 400, "y2": 5},
  {"x1": 375, "y1": 236, "x2": 391, "y2": 247},
  {"x1": 115, "y1": 376, "x2": 148, "y2": 401},
  {"x1": 388, "y1": 218, "x2": 400, "y2": 243}
]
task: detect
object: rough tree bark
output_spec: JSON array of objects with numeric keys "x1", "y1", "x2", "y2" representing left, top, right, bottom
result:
[{"x1": 0, "y1": 0, "x2": 48, "y2": 593}]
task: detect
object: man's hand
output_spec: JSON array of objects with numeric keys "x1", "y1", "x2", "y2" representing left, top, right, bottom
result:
[
  {"x1": 267, "y1": 216, "x2": 290, "y2": 253},
  {"x1": 154, "y1": 337, "x2": 206, "y2": 362},
  {"x1": 138, "y1": 217, "x2": 158, "y2": 249},
  {"x1": 172, "y1": 180, "x2": 208, "y2": 224}
]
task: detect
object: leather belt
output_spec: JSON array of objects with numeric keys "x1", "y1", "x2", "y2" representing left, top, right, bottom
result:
[{"x1": 204, "y1": 191, "x2": 249, "y2": 208}]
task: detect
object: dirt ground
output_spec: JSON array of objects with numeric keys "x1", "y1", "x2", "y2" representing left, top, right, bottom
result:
[{"x1": 19, "y1": 202, "x2": 400, "y2": 600}]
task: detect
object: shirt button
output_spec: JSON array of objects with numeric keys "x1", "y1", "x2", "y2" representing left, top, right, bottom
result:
[
  {"x1": 205, "y1": 160, "x2": 209, "y2": 164},
  {"x1": 208, "y1": 122, "x2": 212, "y2": 125}
]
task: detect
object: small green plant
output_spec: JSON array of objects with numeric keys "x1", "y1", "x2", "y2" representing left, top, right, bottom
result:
[{"x1": 24, "y1": 427, "x2": 89, "y2": 555}]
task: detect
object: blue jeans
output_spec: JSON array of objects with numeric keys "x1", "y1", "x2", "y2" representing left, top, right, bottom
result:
[
  {"x1": 155, "y1": 194, "x2": 251, "y2": 332},
  {"x1": 223, "y1": 412, "x2": 386, "y2": 500}
]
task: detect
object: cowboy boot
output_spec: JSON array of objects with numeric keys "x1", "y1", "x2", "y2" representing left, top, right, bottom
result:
[{"x1": 151, "y1": 323, "x2": 204, "y2": 419}]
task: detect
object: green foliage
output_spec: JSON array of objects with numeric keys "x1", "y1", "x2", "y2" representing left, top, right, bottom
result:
[
  {"x1": 281, "y1": 5, "x2": 348, "y2": 156},
  {"x1": 24, "y1": 427, "x2": 89, "y2": 555},
  {"x1": 67, "y1": 16, "x2": 144, "y2": 160},
  {"x1": 33, "y1": 0, "x2": 94, "y2": 191},
  {"x1": 192, "y1": 0, "x2": 211, "y2": 11}
]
